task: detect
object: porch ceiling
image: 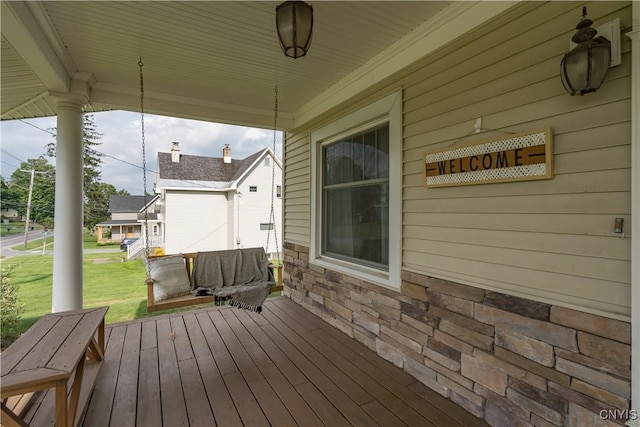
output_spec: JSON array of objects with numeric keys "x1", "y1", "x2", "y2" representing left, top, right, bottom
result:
[{"x1": 1, "y1": 1, "x2": 515, "y2": 130}]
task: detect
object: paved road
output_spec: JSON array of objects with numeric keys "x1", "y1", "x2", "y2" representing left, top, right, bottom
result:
[
  {"x1": 0, "y1": 230, "x2": 52, "y2": 259},
  {"x1": 0, "y1": 231, "x2": 121, "y2": 259}
]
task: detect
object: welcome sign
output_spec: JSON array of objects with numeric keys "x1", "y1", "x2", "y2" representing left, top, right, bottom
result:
[{"x1": 425, "y1": 128, "x2": 553, "y2": 187}]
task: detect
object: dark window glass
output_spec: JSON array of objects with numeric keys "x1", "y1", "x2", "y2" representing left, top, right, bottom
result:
[{"x1": 322, "y1": 123, "x2": 389, "y2": 269}]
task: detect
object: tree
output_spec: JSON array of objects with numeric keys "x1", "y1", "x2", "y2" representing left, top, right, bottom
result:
[
  {"x1": 6, "y1": 158, "x2": 56, "y2": 227},
  {"x1": 0, "y1": 176, "x2": 20, "y2": 218},
  {"x1": 46, "y1": 114, "x2": 106, "y2": 229}
]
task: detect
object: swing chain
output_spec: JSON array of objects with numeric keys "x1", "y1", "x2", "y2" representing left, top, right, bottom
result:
[
  {"x1": 266, "y1": 85, "x2": 280, "y2": 261},
  {"x1": 139, "y1": 58, "x2": 151, "y2": 277}
]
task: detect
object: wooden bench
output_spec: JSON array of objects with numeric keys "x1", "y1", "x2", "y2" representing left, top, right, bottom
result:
[
  {"x1": 1, "y1": 306, "x2": 108, "y2": 427},
  {"x1": 146, "y1": 251, "x2": 283, "y2": 313}
]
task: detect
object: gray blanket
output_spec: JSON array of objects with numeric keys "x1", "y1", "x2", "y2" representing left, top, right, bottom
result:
[{"x1": 190, "y1": 248, "x2": 272, "y2": 312}]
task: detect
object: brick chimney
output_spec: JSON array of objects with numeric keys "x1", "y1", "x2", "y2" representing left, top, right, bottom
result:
[
  {"x1": 171, "y1": 142, "x2": 180, "y2": 163},
  {"x1": 223, "y1": 144, "x2": 231, "y2": 164}
]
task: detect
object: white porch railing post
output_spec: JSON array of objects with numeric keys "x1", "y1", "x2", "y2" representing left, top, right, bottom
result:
[{"x1": 126, "y1": 236, "x2": 161, "y2": 259}]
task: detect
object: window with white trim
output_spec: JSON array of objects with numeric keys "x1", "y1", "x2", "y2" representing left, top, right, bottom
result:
[
  {"x1": 322, "y1": 123, "x2": 389, "y2": 268},
  {"x1": 311, "y1": 90, "x2": 402, "y2": 289}
]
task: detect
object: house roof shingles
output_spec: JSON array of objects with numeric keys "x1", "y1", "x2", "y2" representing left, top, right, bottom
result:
[
  {"x1": 157, "y1": 148, "x2": 266, "y2": 183},
  {"x1": 108, "y1": 195, "x2": 150, "y2": 213}
]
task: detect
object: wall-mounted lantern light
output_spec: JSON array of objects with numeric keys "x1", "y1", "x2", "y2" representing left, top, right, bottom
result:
[
  {"x1": 560, "y1": 7, "x2": 611, "y2": 96},
  {"x1": 276, "y1": 1, "x2": 313, "y2": 59}
]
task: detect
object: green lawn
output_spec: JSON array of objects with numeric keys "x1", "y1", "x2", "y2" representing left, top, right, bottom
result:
[
  {"x1": 84, "y1": 232, "x2": 120, "y2": 250},
  {"x1": 1, "y1": 250, "x2": 282, "y2": 337},
  {"x1": 0, "y1": 252, "x2": 212, "y2": 336}
]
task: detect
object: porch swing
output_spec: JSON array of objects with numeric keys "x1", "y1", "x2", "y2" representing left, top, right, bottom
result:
[{"x1": 138, "y1": 59, "x2": 283, "y2": 313}]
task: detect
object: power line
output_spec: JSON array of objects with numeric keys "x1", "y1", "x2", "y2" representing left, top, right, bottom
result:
[
  {"x1": 18, "y1": 119, "x2": 56, "y2": 136},
  {"x1": 1, "y1": 159, "x2": 21, "y2": 170},
  {"x1": 1, "y1": 148, "x2": 26, "y2": 164},
  {"x1": 99, "y1": 151, "x2": 150, "y2": 171},
  {"x1": 14, "y1": 115, "x2": 267, "y2": 192}
]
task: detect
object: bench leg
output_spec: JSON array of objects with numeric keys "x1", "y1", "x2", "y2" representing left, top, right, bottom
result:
[
  {"x1": 55, "y1": 380, "x2": 68, "y2": 427},
  {"x1": 88, "y1": 337, "x2": 104, "y2": 362},
  {"x1": 1, "y1": 401, "x2": 28, "y2": 427},
  {"x1": 67, "y1": 354, "x2": 86, "y2": 427}
]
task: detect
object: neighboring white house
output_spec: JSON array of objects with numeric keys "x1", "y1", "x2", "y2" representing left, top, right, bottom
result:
[{"x1": 152, "y1": 142, "x2": 282, "y2": 257}]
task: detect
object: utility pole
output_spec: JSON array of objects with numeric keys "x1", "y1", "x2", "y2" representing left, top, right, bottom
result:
[
  {"x1": 21, "y1": 168, "x2": 47, "y2": 249},
  {"x1": 22, "y1": 168, "x2": 35, "y2": 249}
]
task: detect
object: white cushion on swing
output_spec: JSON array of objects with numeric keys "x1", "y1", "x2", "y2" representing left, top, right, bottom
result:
[{"x1": 146, "y1": 255, "x2": 191, "y2": 301}]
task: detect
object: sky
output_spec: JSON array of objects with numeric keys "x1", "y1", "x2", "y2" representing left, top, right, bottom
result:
[{"x1": 0, "y1": 111, "x2": 283, "y2": 195}]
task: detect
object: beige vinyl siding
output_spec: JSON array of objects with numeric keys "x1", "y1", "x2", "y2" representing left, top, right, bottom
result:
[
  {"x1": 283, "y1": 1, "x2": 632, "y2": 319},
  {"x1": 402, "y1": 1, "x2": 632, "y2": 320},
  {"x1": 111, "y1": 212, "x2": 137, "y2": 221},
  {"x1": 284, "y1": 131, "x2": 311, "y2": 245}
]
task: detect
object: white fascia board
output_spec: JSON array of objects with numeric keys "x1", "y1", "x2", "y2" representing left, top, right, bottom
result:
[
  {"x1": 293, "y1": 1, "x2": 518, "y2": 128},
  {"x1": 270, "y1": 147, "x2": 283, "y2": 169},
  {"x1": 161, "y1": 186, "x2": 231, "y2": 193},
  {"x1": 234, "y1": 147, "x2": 283, "y2": 190},
  {"x1": 233, "y1": 150, "x2": 267, "y2": 188},
  {"x1": 158, "y1": 180, "x2": 232, "y2": 192},
  {"x1": 90, "y1": 82, "x2": 294, "y2": 130},
  {"x1": 1, "y1": 1, "x2": 74, "y2": 93},
  {"x1": 234, "y1": 148, "x2": 283, "y2": 187},
  {"x1": 139, "y1": 195, "x2": 160, "y2": 213}
]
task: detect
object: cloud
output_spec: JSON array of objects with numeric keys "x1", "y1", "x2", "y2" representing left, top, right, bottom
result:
[
  {"x1": 1, "y1": 111, "x2": 283, "y2": 196},
  {"x1": 1, "y1": 117, "x2": 57, "y2": 175}
]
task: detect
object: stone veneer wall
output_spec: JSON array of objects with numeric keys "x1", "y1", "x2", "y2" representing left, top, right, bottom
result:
[{"x1": 282, "y1": 242, "x2": 632, "y2": 427}]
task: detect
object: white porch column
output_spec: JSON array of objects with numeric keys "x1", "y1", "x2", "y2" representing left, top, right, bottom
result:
[
  {"x1": 628, "y1": 2, "x2": 640, "y2": 426},
  {"x1": 51, "y1": 95, "x2": 86, "y2": 312}
]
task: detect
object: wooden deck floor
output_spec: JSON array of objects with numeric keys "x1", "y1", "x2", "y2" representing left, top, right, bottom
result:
[{"x1": 25, "y1": 297, "x2": 490, "y2": 426}]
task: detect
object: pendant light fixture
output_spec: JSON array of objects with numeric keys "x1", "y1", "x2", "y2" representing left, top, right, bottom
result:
[{"x1": 276, "y1": 1, "x2": 313, "y2": 59}]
